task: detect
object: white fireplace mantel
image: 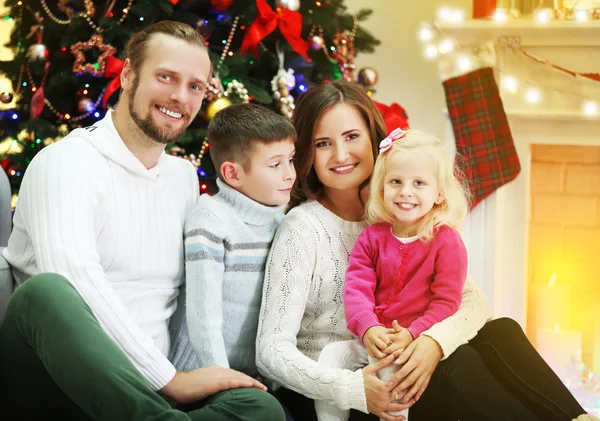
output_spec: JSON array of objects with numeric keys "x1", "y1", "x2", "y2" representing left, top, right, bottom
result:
[
  {"x1": 436, "y1": 19, "x2": 600, "y2": 47},
  {"x1": 436, "y1": 19, "x2": 600, "y2": 328}
]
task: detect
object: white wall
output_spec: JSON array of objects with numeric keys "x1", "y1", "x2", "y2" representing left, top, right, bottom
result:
[{"x1": 345, "y1": 0, "x2": 473, "y2": 141}]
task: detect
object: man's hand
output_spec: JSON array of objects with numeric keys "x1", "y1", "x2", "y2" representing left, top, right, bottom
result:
[
  {"x1": 363, "y1": 325, "x2": 391, "y2": 359},
  {"x1": 383, "y1": 320, "x2": 413, "y2": 358},
  {"x1": 160, "y1": 366, "x2": 267, "y2": 404}
]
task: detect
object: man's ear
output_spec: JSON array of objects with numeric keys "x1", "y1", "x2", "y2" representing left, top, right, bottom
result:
[
  {"x1": 120, "y1": 58, "x2": 133, "y2": 92},
  {"x1": 220, "y1": 161, "x2": 244, "y2": 188}
]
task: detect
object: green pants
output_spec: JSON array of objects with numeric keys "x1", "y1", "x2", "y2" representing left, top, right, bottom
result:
[{"x1": 0, "y1": 273, "x2": 285, "y2": 421}]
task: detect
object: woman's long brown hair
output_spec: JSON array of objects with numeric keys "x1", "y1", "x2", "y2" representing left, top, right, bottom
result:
[{"x1": 287, "y1": 80, "x2": 387, "y2": 213}]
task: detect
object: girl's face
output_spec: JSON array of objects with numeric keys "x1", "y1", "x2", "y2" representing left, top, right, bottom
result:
[
  {"x1": 312, "y1": 103, "x2": 375, "y2": 195},
  {"x1": 383, "y1": 151, "x2": 443, "y2": 237}
]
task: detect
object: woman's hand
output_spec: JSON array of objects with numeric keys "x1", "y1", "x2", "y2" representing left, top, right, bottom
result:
[
  {"x1": 363, "y1": 325, "x2": 391, "y2": 359},
  {"x1": 363, "y1": 355, "x2": 412, "y2": 421},
  {"x1": 386, "y1": 335, "x2": 443, "y2": 404}
]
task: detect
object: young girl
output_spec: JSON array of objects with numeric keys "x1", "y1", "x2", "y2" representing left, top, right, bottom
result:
[{"x1": 316, "y1": 128, "x2": 470, "y2": 421}]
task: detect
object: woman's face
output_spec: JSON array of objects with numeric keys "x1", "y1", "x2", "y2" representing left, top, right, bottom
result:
[{"x1": 312, "y1": 103, "x2": 375, "y2": 195}]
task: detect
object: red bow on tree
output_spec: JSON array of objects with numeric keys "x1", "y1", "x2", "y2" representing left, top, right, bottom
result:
[
  {"x1": 373, "y1": 100, "x2": 410, "y2": 134},
  {"x1": 102, "y1": 55, "x2": 125, "y2": 109},
  {"x1": 240, "y1": 0, "x2": 309, "y2": 59}
]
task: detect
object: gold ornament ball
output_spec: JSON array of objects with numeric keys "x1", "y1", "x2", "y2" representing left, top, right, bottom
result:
[
  {"x1": 358, "y1": 67, "x2": 379, "y2": 87},
  {"x1": 205, "y1": 96, "x2": 232, "y2": 121}
]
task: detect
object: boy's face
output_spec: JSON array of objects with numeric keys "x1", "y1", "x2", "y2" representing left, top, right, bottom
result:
[{"x1": 237, "y1": 139, "x2": 296, "y2": 206}]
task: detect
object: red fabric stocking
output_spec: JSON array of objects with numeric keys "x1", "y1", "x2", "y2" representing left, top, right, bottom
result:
[{"x1": 443, "y1": 66, "x2": 521, "y2": 209}]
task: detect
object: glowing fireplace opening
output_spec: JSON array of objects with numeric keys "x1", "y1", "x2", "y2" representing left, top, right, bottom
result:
[{"x1": 527, "y1": 144, "x2": 600, "y2": 380}]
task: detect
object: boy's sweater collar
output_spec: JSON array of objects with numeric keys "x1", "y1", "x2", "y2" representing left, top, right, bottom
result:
[{"x1": 215, "y1": 179, "x2": 284, "y2": 226}]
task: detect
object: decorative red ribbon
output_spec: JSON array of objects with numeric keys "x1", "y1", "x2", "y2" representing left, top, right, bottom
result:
[
  {"x1": 102, "y1": 55, "x2": 124, "y2": 109},
  {"x1": 240, "y1": 0, "x2": 308, "y2": 59},
  {"x1": 373, "y1": 100, "x2": 410, "y2": 135},
  {"x1": 30, "y1": 61, "x2": 50, "y2": 119},
  {"x1": 519, "y1": 47, "x2": 600, "y2": 84}
]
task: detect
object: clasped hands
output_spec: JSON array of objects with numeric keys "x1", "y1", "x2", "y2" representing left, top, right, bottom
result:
[{"x1": 363, "y1": 320, "x2": 412, "y2": 361}]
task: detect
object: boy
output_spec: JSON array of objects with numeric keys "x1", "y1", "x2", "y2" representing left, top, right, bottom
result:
[{"x1": 169, "y1": 103, "x2": 296, "y2": 379}]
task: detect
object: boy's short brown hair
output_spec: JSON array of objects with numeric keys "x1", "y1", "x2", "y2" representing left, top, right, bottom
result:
[{"x1": 208, "y1": 104, "x2": 297, "y2": 175}]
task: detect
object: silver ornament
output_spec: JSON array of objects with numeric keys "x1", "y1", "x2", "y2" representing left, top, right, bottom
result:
[
  {"x1": 78, "y1": 98, "x2": 95, "y2": 113},
  {"x1": 276, "y1": 0, "x2": 300, "y2": 11},
  {"x1": 311, "y1": 35, "x2": 324, "y2": 50},
  {"x1": 27, "y1": 43, "x2": 49, "y2": 62},
  {"x1": 357, "y1": 67, "x2": 379, "y2": 87}
]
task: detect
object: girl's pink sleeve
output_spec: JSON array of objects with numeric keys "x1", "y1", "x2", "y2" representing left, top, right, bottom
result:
[
  {"x1": 408, "y1": 227, "x2": 468, "y2": 338},
  {"x1": 344, "y1": 228, "x2": 383, "y2": 340}
]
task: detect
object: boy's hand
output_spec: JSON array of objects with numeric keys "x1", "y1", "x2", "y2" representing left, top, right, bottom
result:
[
  {"x1": 384, "y1": 320, "x2": 414, "y2": 358},
  {"x1": 363, "y1": 325, "x2": 391, "y2": 359}
]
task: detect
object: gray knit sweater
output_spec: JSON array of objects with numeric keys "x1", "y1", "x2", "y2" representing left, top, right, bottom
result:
[{"x1": 169, "y1": 179, "x2": 284, "y2": 376}]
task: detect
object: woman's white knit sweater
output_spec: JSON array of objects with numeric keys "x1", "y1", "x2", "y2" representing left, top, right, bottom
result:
[{"x1": 256, "y1": 200, "x2": 493, "y2": 413}]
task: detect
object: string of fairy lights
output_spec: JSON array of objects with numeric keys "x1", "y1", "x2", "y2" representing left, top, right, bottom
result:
[{"x1": 417, "y1": 6, "x2": 600, "y2": 119}]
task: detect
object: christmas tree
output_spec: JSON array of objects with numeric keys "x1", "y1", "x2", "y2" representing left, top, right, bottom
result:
[{"x1": 0, "y1": 0, "x2": 380, "y2": 195}]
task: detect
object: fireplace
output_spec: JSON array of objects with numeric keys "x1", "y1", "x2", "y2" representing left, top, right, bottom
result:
[
  {"x1": 437, "y1": 18, "x2": 600, "y2": 382},
  {"x1": 528, "y1": 143, "x2": 600, "y2": 379}
]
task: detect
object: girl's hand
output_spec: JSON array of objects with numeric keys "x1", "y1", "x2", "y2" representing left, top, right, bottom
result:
[
  {"x1": 383, "y1": 320, "x2": 413, "y2": 358},
  {"x1": 386, "y1": 335, "x2": 443, "y2": 404},
  {"x1": 363, "y1": 325, "x2": 391, "y2": 359},
  {"x1": 363, "y1": 355, "x2": 412, "y2": 420}
]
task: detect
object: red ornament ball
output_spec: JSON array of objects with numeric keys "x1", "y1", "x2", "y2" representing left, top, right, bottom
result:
[{"x1": 209, "y1": 0, "x2": 233, "y2": 11}]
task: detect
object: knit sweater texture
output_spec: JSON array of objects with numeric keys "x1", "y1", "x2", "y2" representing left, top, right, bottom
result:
[
  {"x1": 256, "y1": 200, "x2": 492, "y2": 413},
  {"x1": 2, "y1": 111, "x2": 199, "y2": 390},
  {"x1": 345, "y1": 223, "x2": 468, "y2": 340},
  {"x1": 169, "y1": 179, "x2": 284, "y2": 377}
]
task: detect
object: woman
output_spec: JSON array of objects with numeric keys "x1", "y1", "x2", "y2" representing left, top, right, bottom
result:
[{"x1": 255, "y1": 80, "x2": 594, "y2": 421}]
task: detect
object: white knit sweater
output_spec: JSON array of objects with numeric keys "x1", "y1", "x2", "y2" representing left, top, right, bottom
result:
[
  {"x1": 256, "y1": 200, "x2": 492, "y2": 413},
  {"x1": 3, "y1": 111, "x2": 199, "y2": 390}
]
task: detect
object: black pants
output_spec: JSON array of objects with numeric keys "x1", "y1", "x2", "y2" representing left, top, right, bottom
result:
[{"x1": 276, "y1": 318, "x2": 586, "y2": 421}]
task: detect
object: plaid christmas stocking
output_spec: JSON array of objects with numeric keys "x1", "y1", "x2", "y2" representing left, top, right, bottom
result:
[{"x1": 443, "y1": 66, "x2": 521, "y2": 209}]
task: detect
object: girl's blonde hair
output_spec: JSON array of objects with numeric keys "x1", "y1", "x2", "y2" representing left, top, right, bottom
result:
[{"x1": 365, "y1": 129, "x2": 470, "y2": 240}]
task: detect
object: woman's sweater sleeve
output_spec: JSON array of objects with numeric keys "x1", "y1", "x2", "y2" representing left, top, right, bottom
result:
[
  {"x1": 421, "y1": 273, "x2": 492, "y2": 359},
  {"x1": 256, "y1": 217, "x2": 368, "y2": 412}
]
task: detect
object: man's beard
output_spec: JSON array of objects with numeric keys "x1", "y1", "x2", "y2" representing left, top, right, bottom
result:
[{"x1": 128, "y1": 77, "x2": 191, "y2": 145}]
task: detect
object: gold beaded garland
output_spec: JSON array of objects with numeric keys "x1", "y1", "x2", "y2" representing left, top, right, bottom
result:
[
  {"x1": 70, "y1": 34, "x2": 116, "y2": 76},
  {"x1": 40, "y1": 0, "x2": 133, "y2": 33}
]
